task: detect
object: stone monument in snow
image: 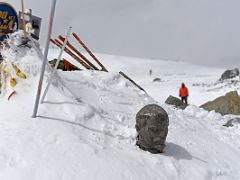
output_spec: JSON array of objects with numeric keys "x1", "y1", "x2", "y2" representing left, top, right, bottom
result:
[{"x1": 136, "y1": 104, "x2": 169, "y2": 154}]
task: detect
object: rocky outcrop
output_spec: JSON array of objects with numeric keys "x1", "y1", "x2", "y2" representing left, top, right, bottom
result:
[
  {"x1": 220, "y1": 68, "x2": 239, "y2": 81},
  {"x1": 223, "y1": 118, "x2": 240, "y2": 127},
  {"x1": 153, "y1": 78, "x2": 161, "y2": 82},
  {"x1": 136, "y1": 104, "x2": 169, "y2": 154},
  {"x1": 200, "y1": 91, "x2": 240, "y2": 115},
  {"x1": 165, "y1": 95, "x2": 188, "y2": 110}
]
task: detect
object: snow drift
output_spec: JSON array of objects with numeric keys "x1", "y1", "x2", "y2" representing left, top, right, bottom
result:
[{"x1": 0, "y1": 44, "x2": 240, "y2": 180}]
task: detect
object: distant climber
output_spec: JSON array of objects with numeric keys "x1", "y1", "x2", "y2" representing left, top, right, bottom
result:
[
  {"x1": 149, "y1": 69, "x2": 152, "y2": 76},
  {"x1": 179, "y1": 82, "x2": 189, "y2": 104}
]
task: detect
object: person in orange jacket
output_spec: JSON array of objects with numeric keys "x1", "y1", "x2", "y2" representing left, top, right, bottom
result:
[{"x1": 179, "y1": 82, "x2": 189, "y2": 104}]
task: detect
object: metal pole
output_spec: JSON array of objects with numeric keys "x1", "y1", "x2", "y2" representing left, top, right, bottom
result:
[
  {"x1": 32, "y1": 0, "x2": 57, "y2": 118},
  {"x1": 21, "y1": 0, "x2": 27, "y2": 38},
  {"x1": 40, "y1": 26, "x2": 72, "y2": 103},
  {"x1": 28, "y1": 34, "x2": 81, "y2": 102}
]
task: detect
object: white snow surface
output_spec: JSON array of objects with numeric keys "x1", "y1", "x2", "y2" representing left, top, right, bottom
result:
[{"x1": 0, "y1": 47, "x2": 240, "y2": 180}]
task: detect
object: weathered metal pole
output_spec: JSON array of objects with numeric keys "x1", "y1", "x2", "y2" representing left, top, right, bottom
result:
[
  {"x1": 32, "y1": 0, "x2": 57, "y2": 118},
  {"x1": 40, "y1": 26, "x2": 72, "y2": 103}
]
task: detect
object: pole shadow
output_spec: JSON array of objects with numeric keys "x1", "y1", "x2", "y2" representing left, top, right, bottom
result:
[
  {"x1": 37, "y1": 115, "x2": 129, "y2": 140},
  {"x1": 42, "y1": 101, "x2": 82, "y2": 106}
]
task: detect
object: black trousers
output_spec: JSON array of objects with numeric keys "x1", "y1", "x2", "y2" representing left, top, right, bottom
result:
[{"x1": 181, "y1": 96, "x2": 188, "y2": 104}]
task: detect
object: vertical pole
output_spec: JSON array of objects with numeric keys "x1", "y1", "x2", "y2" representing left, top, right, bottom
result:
[
  {"x1": 32, "y1": 0, "x2": 57, "y2": 118},
  {"x1": 40, "y1": 26, "x2": 72, "y2": 103},
  {"x1": 21, "y1": 0, "x2": 27, "y2": 38}
]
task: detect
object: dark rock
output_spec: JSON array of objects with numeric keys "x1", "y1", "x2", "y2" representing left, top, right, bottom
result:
[
  {"x1": 200, "y1": 91, "x2": 240, "y2": 115},
  {"x1": 153, "y1": 78, "x2": 161, "y2": 82},
  {"x1": 165, "y1": 95, "x2": 188, "y2": 110},
  {"x1": 49, "y1": 59, "x2": 64, "y2": 70},
  {"x1": 136, "y1": 104, "x2": 169, "y2": 154},
  {"x1": 220, "y1": 68, "x2": 239, "y2": 81},
  {"x1": 223, "y1": 118, "x2": 240, "y2": 127}
]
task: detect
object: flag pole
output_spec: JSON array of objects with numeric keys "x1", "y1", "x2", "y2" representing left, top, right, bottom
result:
[{"x1": 32, "y1": 0, "x2": 57, "y2": 118}]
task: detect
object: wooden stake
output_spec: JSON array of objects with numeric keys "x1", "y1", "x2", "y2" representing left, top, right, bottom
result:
[
  {"x1": 72, "y1": 32, "x2": 108, "y2": 72},
  {"x1": 50, "y1": 39, "x2": 92, "y2": 70},
  {"x1": 58, "y1": 35, "x2": 99, "y2": 70},
  {"x1": 119, "y1": 71, "x2": 146, "y2": 93}
]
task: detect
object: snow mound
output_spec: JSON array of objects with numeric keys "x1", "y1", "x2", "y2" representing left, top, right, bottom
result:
[{"x1": 0, "y1": 46, "x2": 240, "y2": 180}]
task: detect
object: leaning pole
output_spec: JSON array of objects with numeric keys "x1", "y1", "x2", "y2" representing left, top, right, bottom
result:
[
  {"x1": 40, "y1": 26, "x2": 72, "y2": 103},
  {"x1": 32, "y1": 0, "x2": 57, "y2": 118}
]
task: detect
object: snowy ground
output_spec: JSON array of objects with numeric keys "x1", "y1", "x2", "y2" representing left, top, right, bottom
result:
[{"x1": 0, "y1": 47, "x2": 240, "y2": 180}]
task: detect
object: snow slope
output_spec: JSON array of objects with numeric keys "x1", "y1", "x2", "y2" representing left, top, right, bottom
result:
[{"x1": 0, "y1": 47, "x2": 240, "y2": 180}]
